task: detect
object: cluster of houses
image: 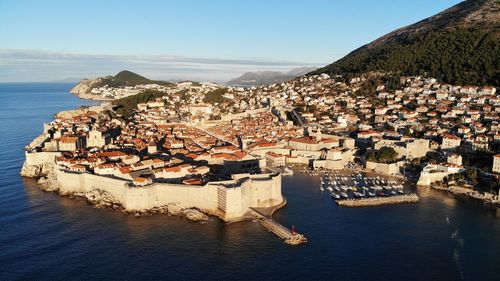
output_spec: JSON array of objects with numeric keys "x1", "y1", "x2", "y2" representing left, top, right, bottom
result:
[
  {"x1": 35, "y1": 106, "x2": 269, "y2": 186},
  {"x1": 52, "y1": 72, "x2": 499, "y2": 192}
]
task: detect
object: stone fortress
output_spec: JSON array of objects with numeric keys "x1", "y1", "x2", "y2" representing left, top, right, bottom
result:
[{"x1": 22, "y1": 149, "x2": 284, "y2": 222}]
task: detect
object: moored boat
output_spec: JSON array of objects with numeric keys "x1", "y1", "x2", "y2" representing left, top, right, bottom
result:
[{"x1": 331, "y1": 193, "x2": 341, "y2": 200}]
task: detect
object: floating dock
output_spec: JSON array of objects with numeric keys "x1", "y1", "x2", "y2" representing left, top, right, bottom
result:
[
  {"x1": 336, "y1": 194, "x2": 420, "y2": 207},
  {"x1": 251, "y1": 208, "x2": 307, "y2": 245}
]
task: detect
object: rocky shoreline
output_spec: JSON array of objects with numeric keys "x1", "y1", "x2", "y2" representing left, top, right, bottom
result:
[
  {"x1": 69, "y1": 78, "x2": 114, "y2": 101},
  {"x1": 431, "y1": 185, "x2": 500, "y2": 207},
  {"x1": 73, "y1": 92, "x2": 113, "y2": 101}
]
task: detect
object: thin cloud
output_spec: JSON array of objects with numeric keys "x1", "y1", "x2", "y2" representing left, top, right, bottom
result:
[{"x1": 0, "y1": 49, "x2": 321, "y2": 82}]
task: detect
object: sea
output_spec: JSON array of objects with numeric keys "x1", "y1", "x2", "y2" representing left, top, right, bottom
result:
[{"x1": 1, "y1": 83, "x2": 499, "y2": 281}]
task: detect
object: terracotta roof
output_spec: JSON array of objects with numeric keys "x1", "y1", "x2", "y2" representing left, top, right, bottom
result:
[
  {"x1": 97, "y1": 151, "x2": 127, "y2": 157},
  {"x1": 60, "y1": 136, "x2": 78, "y2": 143},
  {"x1": 134, "y1": 177, "x2": 148, "y2": 183},
  {"x1": 165, "y1": 166, "x2": 181, "y2": 172}
]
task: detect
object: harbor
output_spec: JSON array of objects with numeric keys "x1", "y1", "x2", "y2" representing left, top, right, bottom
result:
[{"x1": 296, "y1": 167, "x2": 419, "y2": 207}]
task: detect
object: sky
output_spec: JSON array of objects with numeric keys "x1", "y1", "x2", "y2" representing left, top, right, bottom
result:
[{"x1": 0, "y1": 0, "x2": 462, "y2": 82}]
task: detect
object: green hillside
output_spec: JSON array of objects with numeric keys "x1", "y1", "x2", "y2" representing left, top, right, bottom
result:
[
  {"x1": 311, "y1": 0, "x2": 500, "y2": 86},
  {"x1": 96, "y1": 70, "x2": 171, "y2": 88}
]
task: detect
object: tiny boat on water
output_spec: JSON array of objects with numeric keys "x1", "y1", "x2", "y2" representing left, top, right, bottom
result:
[{"x1": 331, "y1": 193, "x2": 341, "y2": 200}]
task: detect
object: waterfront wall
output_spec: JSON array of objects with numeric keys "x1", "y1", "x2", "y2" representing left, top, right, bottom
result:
[
  {"x1": 417, "y1": 171, "x2": 450, "y2": 186},
  {"x1": 313, "y1": 159, "x2": 344, "y2": 170},
  {"x1": 54, "y1": 168, "x2": 283, "y2": 221},
  {"x1": 25, "y1": 151, "x2": 60, "y2": 166},
  {"x1": 220, "y1": 108, "x2": 269, "y2": 122},
  {"x1": 21, "y1": 151, "x2": 61, "y2": 177},
  {"x1": 365, "y1": 161, "x2": 403, "y2": 175}
]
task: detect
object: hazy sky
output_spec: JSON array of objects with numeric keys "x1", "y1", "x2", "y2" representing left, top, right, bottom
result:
[{"x1": 0, "y1": 0, "x2": 461, "y2": 82}]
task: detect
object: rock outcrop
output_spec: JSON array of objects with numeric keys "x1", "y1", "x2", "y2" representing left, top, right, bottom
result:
[
  {"x1": 69, "y1": 78, "x2": 111, "y2": 100},
  {"x1": 149, "y1": 203, "x2": 209, "y2": 221},
  {"x1": 20, "y1": 161, "x2": 53, "y2": 178},
  {"x1": 37, "y1": 169, "x2": 61, "y2": 192},
  {"x1": 70, "y1": 78, "x2": 102, "y2": 95},
  {"x1": 182, "y1": 208, "x2": 209, "y2": 221},
  {"x1": 76, "y1": 189, "x2": 123, "y2": 210}
]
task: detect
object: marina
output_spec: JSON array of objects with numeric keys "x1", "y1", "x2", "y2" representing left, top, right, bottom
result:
[{"x1": 299, "y1": 168, "x2": 415, "y2": 207}]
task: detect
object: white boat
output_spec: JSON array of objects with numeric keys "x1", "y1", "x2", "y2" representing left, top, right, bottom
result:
[
  {"x1": 340, "y1": 192, "x2": 349, "y2": 198},
  {"x1": 331, "y1": 193, "x2": 341, "y2": 200},
  {"x1": 320, "y1": 186, "x2": 325, "y2": 191},
  {"x1": 327, "y1": 186, "x2": 333, "y2": 191}
]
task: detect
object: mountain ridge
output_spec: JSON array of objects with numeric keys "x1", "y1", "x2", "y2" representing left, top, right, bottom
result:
[
  {"x1": 227, "y1": 67, "x2": 317, "y2": 86},
  {"x1": 311, "y1": 0, "x2": 500, "y2": 86}
]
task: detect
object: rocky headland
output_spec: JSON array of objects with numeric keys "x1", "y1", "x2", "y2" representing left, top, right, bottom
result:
[
  {"x1": 70, "y1": 78, "x2": 112, "y2": 100},
  {"x1": 431, "y1": 185, "x2": 500, "y2": 207}
]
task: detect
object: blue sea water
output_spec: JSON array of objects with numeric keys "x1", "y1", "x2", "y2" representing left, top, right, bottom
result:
[{"x1": 0, "y1": 83, "x2": 499, "y2": 281}]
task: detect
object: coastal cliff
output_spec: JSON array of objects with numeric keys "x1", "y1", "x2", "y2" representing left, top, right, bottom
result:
[
  {"x1": 20, "y1": 151, "x2": 60, "y2": 178},
  {"x1": 70, "y1": 78, "x2": 111, "y2": 100},
  {"x1": 20, "y1": 160, "x2": 53, "y2": 178}
]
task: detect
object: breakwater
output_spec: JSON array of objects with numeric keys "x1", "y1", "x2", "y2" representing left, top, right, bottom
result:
[
  {"x1": 336, "y1": 194, "x2": 420, "y2": 207},
  {"x1": 251, "y1": 206, "x2": 307, "y2": 246}
]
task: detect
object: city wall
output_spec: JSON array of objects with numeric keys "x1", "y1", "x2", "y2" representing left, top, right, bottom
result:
[
  {"x1": 220, "y1": 108, "x2": 270, "y2": 122},
  {"x1": 417, "y1": 171, "x2": 449, "y2": 186},
  {"x1": 365, "y1": 161, "x2": 403, "y2": 175},
  {"x1": 25, "y1": 151, "x2": 61, "y2": 166},
  {"x1": 54, "y1": 168, "x2": 283, "y2": 221}
]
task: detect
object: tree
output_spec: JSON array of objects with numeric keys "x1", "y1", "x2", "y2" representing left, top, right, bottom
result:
[
  {"x1": 311, "y1": 28, "x2": 500, "y2": 87},
  {"x1": 203, "y1": 88, "x2": 228, "y2": 104},
  {"x1": 367, "y1": 146, "x2": 398, "y2": 163},
  {"x1": 465, "y1": 167, "x2": 478, "y2": 184}
]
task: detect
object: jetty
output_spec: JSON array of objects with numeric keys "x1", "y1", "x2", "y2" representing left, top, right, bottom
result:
[
  {"x1": 251, "y1": 208, "x2": 307, "y2": 246},
  {"x1": 336, "y1": 194, "x2": 420, "y2": 207}
]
